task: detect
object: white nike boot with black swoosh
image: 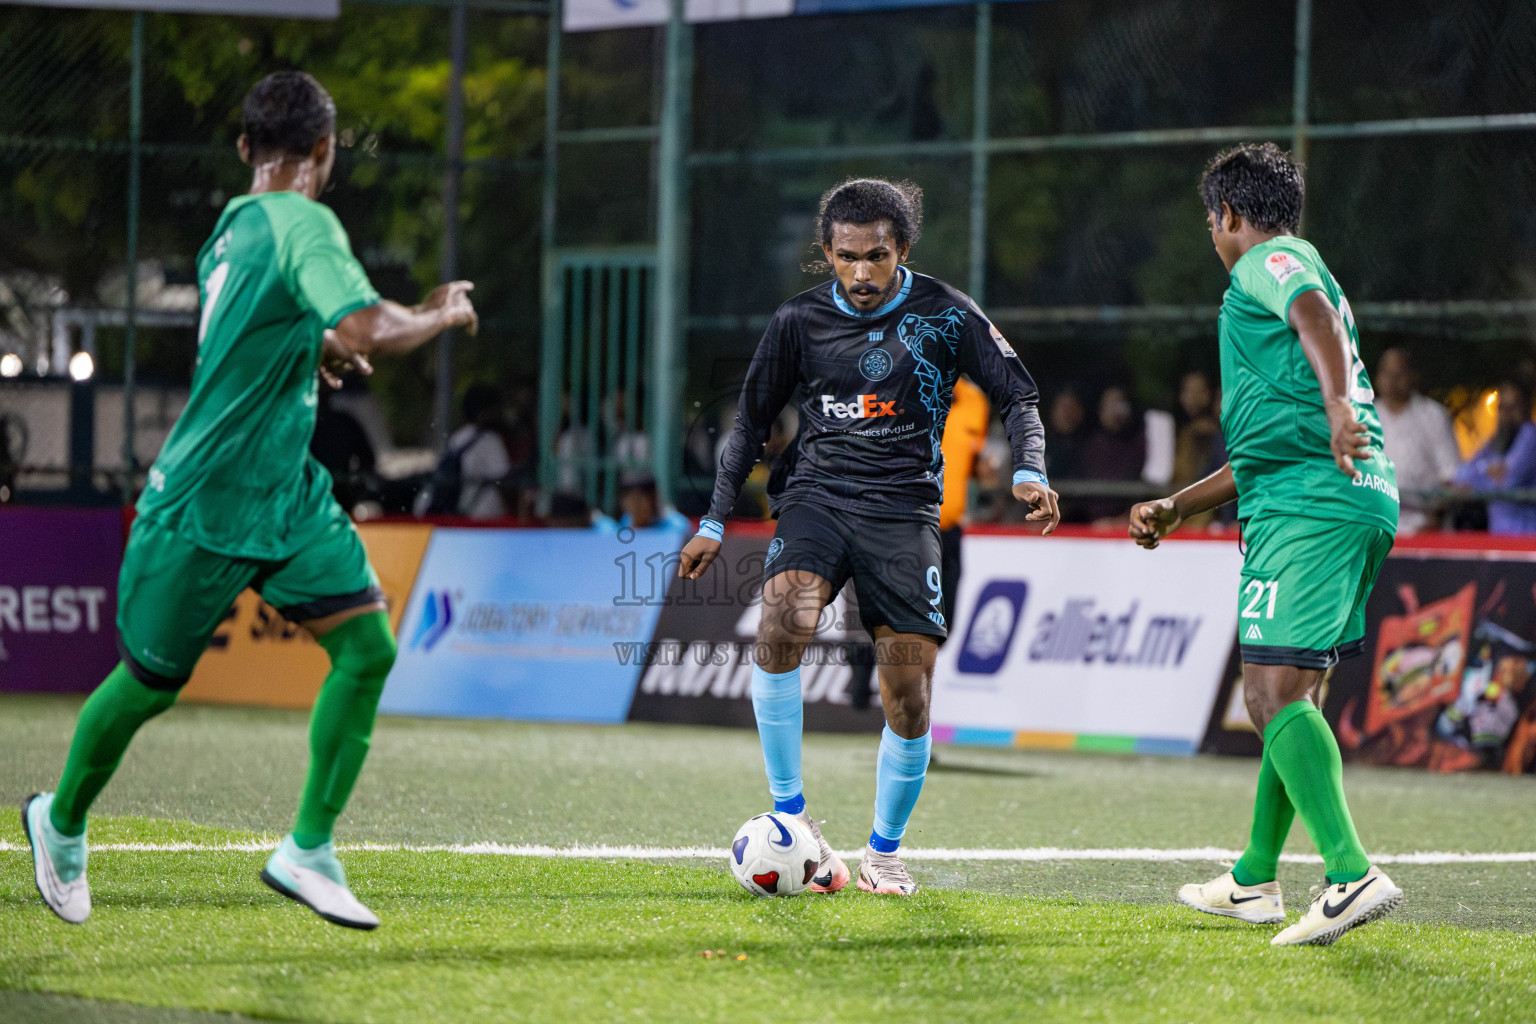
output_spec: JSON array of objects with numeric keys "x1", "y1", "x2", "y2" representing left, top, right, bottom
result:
[
  {"x1": 1176, "y1": 870, "x2": 1285, "y2": 924},
  {"x1": 1271, "y1": 865, "x2": 1403, "y2": 946}
]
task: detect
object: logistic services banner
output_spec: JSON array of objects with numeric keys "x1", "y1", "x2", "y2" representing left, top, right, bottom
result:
[
  {"x1": 0, "y1": 508, "x2": 122, "y2": 693},
  {"x1": 931, "y1": 535, "x2": 1243, "y2": 755},
  {"x1": 179, "y1": 523, "x2": 433, "y2": 710},
  {"x1": 381, "y1": 525, "x2": 686, "y2": 724}
]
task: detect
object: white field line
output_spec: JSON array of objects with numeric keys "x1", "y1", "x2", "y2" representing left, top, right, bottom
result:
[{"x1": 2, "y1": 840, "x2": 1535, "y2": 865}]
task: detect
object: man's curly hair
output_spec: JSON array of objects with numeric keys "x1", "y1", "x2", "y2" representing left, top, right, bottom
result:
[{"x1": 1199, "y1": 143, "x2": 1305, "y2": 233}]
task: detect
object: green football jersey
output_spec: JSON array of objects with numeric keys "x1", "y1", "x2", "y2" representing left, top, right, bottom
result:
[
  {"x1": 1218, "y1": 235, "x2": 1399, "y2": 533},
  {"x1": 137, "y1": 191, "x2": 380, "y2": 559}
]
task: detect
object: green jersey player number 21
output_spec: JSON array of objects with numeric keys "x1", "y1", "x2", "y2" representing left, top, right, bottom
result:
[
  {"x1": 1128, "y1": 144, "x2": 1403, "y2": 950},
  {"x1": 23, "y1": 71, "x2": 477, "y2": 932}
]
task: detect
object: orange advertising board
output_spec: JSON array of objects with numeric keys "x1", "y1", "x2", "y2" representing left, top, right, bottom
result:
[{"x1": 180, "y1": 523, "x2": 432, "y2": 710}]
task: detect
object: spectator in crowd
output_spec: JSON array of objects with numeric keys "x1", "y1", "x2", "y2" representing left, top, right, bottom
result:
[
  {"x1": 1081, "y1": 384, "x2": 1146, "y2": 524},
  {"x1": 1456, "y1": 380, "x2": 1536, "y2": 535},
  {"x1": 1374, "y1": 347, "x2": 1460, "y2": 534},
  {"x1": 593, "y1": 471, "x2": 692, "y2": 534},
  {"x1": 554, "y1": 390, "x2": 591, "y2": 498},
  {"x1": 1044, "y1": 388, "x2": 1090, "y2": 523},
  {"x1": 310, "y1": 384, "x2": 377, "y2": 516},
  {"x1": 1171, "y1": 369, "x2": 1224, "y2": 531},
  {"x1": 968, "y1": 430, "x2": 1009, "y2": 524},
  {"x1": 417, "y1": 383, "x2": 518, "y2": 519},
  {"x1": 1172, "y1": 369, "x2": 1222, "y2": 488},
  {"x1": 1044, "y1": 388, "x2": 1088, "y2": 482},
  {"x1": 608, "y1": 390, "x2": 650, "y2": 476}
]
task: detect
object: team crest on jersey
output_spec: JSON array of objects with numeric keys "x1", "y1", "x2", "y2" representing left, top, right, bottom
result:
[
  {"x1": 764, "y1": 538, "x2": 784, "y2": 566},
  {"x1": 859, "y1": 347, "x2": 893, "y2": 381},
  {"x1": 1265, "y1": 251, "x2": 1305, "y2": 284}
]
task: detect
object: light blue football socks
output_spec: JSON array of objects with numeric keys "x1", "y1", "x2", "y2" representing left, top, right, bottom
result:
[
  {"x1": 751, "y1": 664, "x2": 805, "y2": 815},
  {"x1": 870, "y1": 726, "x2": 931, "y2": 853}
]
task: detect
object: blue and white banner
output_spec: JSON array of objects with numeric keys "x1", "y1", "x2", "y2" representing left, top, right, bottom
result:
[
  {"x1": 932, "y1": 536, "x2": 1241, "y2": 754},
  {"x1": 381, "y1": 526, "x2": 685, "y2": 724},
  {"x1": 564, "y1": 0, "x2": 1040, "y2": 32}
]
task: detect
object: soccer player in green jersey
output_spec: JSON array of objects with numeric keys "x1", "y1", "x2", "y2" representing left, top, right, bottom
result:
[
  {"x1": 1128, "y1": 143, "x2": 1403, "y2": 947},
  {"x1": 22, "y1": 71, "x2": 478, "y2": 930}
]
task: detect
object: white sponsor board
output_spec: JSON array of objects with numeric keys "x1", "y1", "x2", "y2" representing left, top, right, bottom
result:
[
  {"x1": 564, "y1": 0, "x2": 794, "y2": 32},
  {"x1": 9, "y1": 0, "x2": 338, "y2": 15},
  {"x1": 932, "y1": 536, "x2": 1241, "y2": 753}
]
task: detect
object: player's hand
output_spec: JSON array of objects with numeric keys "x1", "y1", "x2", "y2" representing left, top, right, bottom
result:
[
  {"x1": 1128, "y1": 497, "x2": 1182, "y2": 550},
  {"x1": 1012, "y1": 481, "x2": 1061, "y2": 536},
  {"x1": 677, "y1": 535, "x2": 722, "y2": 580},
  {"x1": 423, "y1": 280, "x2": 479, "y2": 336},
  {"x1": 319, "y1": 329, "x2": 373, "y2": 390},
  {"x1": 1325, "y1": 397, "x2": 1369, "y2": 481}
]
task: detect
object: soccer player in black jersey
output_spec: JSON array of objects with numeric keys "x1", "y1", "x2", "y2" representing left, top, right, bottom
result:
[{"x1": 677, "y1": 179, "x2": 1059, "y2": 895}]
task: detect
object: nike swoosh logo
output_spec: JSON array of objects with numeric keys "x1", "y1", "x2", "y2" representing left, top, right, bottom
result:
[
  {"x1": 1229, "y1": 893, "x2": 1265, "y2": 905},
  {"x1": 1323, "y1": 877, "x2": 1376, "y2": 919},
  {"x1": 768, "y1": 815, "x2": 793, "y2": 848}
]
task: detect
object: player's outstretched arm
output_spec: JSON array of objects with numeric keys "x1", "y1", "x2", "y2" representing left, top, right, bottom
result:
[
  {"x1": 1290, "y1": 289, "x2": 1368, "y2": 481},
  {"x1": 1128, "y1": 463, "x2": 1237, "y2": 549},
  {"x1": 333, "y1": 281, "x2": 479, "y2": 358}
]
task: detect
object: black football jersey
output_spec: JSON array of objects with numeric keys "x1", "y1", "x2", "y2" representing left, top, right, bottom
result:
[{"x1": 708, "y1": 268, "x2": 1047, "y2": 523}]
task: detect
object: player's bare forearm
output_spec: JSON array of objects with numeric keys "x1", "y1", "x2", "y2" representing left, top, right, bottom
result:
[
  {"x1": 334, "y1": 282, "x2": 478, "y2": 357},
  {"x1": 1128, "y1": 463, "x2": 1235, "y2": 550},
  {"x1": 1171, "y1": 462, "x2": 1237, "y2": 518},
  {"x1": 1290, "y1": 289, "x2": 1369, "y2": 477}
]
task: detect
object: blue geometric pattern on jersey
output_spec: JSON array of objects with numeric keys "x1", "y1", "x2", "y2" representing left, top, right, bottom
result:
[{"x1": 894, "y1": 306, "x2": 965, "y2": 475}]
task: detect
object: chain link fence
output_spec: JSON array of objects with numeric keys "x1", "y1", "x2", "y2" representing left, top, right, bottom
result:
[{"x1": 1, "y1": 0, "x2": 1533, "y2": 514}]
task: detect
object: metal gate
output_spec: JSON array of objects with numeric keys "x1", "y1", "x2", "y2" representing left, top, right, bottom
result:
[{"x1": 539, "y1": 248, "x2": 656, "y2": 515}]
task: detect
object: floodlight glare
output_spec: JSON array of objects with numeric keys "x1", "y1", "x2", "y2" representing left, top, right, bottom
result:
[
  {"x1": 0, "y1": 353, "x2": 21, "y2": 378},
  {"x1": 68, "y1": 351, "x2": 95, "y2": 382}
]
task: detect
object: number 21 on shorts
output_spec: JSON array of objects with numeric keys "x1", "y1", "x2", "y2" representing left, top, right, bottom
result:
[{"x1": 1241, "y1": 579, "x2": 1279, "y2": 620}]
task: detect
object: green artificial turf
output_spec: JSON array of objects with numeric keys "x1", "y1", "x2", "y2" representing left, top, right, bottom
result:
[{"x1": 3, "y1": 695, "x2": 1535, "y2": 1023}]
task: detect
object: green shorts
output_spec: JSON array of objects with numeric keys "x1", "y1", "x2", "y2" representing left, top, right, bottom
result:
[
  {"x1": 1237, "y1": 515, "x2": 1394, "y2": 670},
  {"x1": 117, "y1": 509, "x2": 382, "y2": 688}
]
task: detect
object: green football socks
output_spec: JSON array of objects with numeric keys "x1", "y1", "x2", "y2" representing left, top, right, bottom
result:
[
  {"x1": 1235, "y1": 699, "x2": 1370, "y2": 886},
  {"x1": 50, "y1": 663, "x2": 179, "y2": 837},
  {"x1": 292, "y1": 611, "x2": 397, "y2": 850},
  {"x1": 1231, "y1": 746, "x2": 1294, "y2": 887}
]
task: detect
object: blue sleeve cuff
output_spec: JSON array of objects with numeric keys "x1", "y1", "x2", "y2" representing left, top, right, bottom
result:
[
  {"x1": 697, "y1": 518, "x2": 725, "y2": 542},
  {"x1": 1012, "y1": 469, "x2": 1049, "y2": 487}
]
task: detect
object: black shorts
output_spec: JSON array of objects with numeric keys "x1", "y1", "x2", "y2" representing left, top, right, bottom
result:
[{"x1": 765, "y1": 501, "x2": 947, "y2": 640}]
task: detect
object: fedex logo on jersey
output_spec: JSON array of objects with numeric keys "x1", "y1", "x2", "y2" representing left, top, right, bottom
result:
[{"x1": 820, "y1": 394, "x2": 898, "y2": 420}]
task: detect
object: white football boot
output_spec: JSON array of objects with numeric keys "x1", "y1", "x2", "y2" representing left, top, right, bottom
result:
[
  {"x1": 857, "y1": 845, "x2": 918, "y2": 896},
  {"x1": 1271, "y1": 866, "x2": 1403, "y2": 947},
  {"x1": 21, "y1": 793, "x2": 91, "y2": 924},
  {"x1": 797, "y1": 813, "x2": 850, "y2": 894},
  {"x1": 260, "y1": 835, "x2": 379, "y2": 930},
  {"x1": 1176, "y1": 870, "x2": 1285, "y2": 924}
]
